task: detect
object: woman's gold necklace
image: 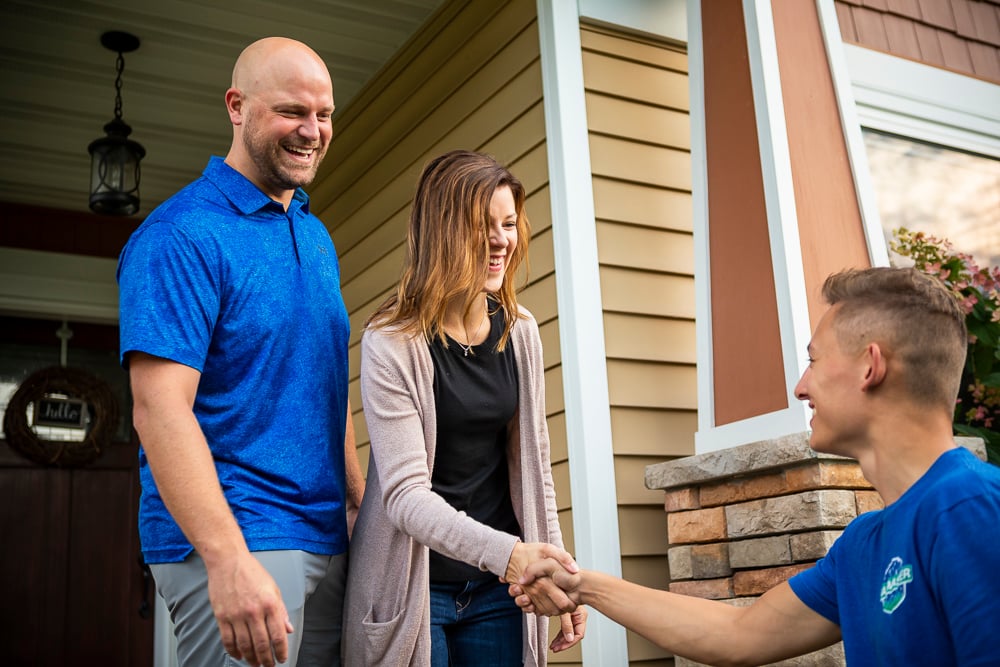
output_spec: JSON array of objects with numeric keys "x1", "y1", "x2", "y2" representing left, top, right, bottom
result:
[{"x1": 457, "y1": 300, "x2": 488, "y2": 357}]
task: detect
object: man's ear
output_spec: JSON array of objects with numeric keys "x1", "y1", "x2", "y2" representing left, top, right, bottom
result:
[
  {"x1": 225, "y1": 88, "x2": 243, "y2": 125},
  {"x1": 861, "y1": 342, "x2": 887, "y2": 392}
]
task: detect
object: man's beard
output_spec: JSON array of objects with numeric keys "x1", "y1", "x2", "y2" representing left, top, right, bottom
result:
[{"x1": 241, "y1": 110, "x2": 327, "y2": 191}]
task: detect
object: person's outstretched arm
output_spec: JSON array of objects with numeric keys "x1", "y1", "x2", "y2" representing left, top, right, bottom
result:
[{"x1": 516, "y1": 561, "x2": 840, "y2": 667}]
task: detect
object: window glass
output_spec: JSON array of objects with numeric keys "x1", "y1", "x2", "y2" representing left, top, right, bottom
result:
[{"x1": 863, "y1": 128, "x2": 1000, "y2": 268}]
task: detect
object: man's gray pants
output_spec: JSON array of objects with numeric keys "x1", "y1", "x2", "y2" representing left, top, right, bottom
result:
[{"x1": 151, "y1": 550, "x2": 347, "y2": 666}]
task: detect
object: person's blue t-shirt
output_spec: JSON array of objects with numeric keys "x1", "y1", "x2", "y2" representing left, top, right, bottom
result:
[
  {"x1": 117, "y1": 157, "x2": 351, "y2": 563},
  {"x1": 789, "y1": 447, "x2": 1000, "y2": 665}
]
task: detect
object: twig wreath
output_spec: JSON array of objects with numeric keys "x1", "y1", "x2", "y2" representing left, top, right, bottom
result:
[{"x1": 3, "y1": 366, "x2": 120, "y2": 467}]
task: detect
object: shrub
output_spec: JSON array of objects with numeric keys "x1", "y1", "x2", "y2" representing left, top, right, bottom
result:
[{"x1": 890, "y1": 228, "x2": 1000, "y2": 464}]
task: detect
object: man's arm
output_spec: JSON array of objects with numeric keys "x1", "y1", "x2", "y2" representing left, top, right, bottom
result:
[
  {"x1": 518, "y1": 562, "x2": 840, "y2": 667},
  {"x1": 343, "y1": 398, "x2": 365, "y2": 536},
  {"x1": 129, "y1": 352, "x2": 292, "y2": 667}
]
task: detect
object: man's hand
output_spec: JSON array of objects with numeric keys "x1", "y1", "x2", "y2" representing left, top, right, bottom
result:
[{"x1": 206, "y1": 552, "x2": 294, "y2": 667}]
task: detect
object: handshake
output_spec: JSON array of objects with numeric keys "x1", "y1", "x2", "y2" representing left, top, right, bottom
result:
[{"x1": 503, "y1": 542, "x2": 589, "y2": 653}]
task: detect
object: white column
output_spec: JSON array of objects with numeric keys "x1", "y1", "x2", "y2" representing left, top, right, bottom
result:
[{"x1": 536, "y1": 0, "x2": 628, "y2": 663}]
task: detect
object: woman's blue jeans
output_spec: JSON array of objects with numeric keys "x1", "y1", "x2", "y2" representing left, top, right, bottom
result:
[{"x1": 429, "y1": 578, "x2": 524, "y2": 666}]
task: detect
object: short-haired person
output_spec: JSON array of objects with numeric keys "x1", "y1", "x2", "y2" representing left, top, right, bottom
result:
[
  {"x1": 513, "y1": 267, "x2": 1000, "y2": 665},
  {"x1": 118, "y1": 38, "x2": 364, "y2": 667},
  {"x1": 343, "y1": 150, "x2": 586, "y2": 666}
]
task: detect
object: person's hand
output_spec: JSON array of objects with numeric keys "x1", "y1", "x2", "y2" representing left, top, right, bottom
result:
[
  {"x1": 549, "y1": 607, "x2": 588, "y2": 652},
  {"x1": 205, "y1": 552, "x2": 294, "y2": 667},
  {"x1": 503, "y1": 542, "x2": 577, "y2": 584},
  {"x1": 510, "y1": 557, "x2": 584, "y2": 616}
]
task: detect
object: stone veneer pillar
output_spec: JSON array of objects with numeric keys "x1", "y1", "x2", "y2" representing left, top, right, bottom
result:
[{"x1": 644, "y1": 432, "x2": 986, "y2": 667}]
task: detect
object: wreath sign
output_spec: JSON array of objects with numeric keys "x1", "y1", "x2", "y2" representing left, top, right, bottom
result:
[{"x1": 3, "y1": 366, "x2": 119, "y2": 467}]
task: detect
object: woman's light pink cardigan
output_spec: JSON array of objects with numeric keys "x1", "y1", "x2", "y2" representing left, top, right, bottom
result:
[{"x1": 343, "y1": 307, "x2": 564, "y2": 666}]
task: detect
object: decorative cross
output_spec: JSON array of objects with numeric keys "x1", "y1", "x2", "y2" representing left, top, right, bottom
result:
[{"x1": 56, "y1": 320, "x2": 74, "y2": 367}]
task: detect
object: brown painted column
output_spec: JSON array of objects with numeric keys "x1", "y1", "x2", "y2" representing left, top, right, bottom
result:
[{"x1": 691, "y1": 0, "x2": 875, "y2": 452}]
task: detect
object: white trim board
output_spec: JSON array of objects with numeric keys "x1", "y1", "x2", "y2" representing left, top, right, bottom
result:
[
  {"x1": 844, "y1": 44, "x2": 1000, "y2": 158},
  {"x1": 536, "y1": 0, "x2": 628, "y2": 662},
  {"x1": 0, "y1": 247, "x2": 119, "y2": 324}
]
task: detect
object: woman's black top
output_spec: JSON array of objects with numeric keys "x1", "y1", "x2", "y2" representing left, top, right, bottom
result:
[{"x1": 427, "y1": 303, "x2": 522, "y2": 582}]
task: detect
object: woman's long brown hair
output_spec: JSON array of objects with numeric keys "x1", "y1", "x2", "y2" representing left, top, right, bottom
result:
[{"x1": 366, "y1": 149, "x2": 531, "y2": 351}]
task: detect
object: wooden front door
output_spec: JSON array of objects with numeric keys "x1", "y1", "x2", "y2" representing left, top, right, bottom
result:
[{"x1": 0, "y1": 317, "x2": 153, "y2": 667}]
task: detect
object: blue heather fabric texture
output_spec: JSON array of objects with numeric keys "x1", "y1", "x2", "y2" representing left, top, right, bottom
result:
[
  {"x1": 789, "y1": 447, "x2": 1000, "y2": 666},
  {"x1": 117, "y1": 156, "x2": 350, "y2": 563}
]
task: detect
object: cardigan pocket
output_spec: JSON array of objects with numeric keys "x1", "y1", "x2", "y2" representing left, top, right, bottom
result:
[{"x1": 360, "y1": 605, "x2": 406, "y2": 664}]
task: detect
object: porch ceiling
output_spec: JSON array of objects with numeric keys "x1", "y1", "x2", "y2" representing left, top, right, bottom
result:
[{"x1": 0, "y1": 0, "x2": 444, "y2": 218}]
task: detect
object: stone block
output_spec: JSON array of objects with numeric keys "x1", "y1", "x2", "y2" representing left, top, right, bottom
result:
[
  {"x1": 786, "y1": 461, "x2": 871, "y2": 490},
  {"x1": 729, "y1": 535, "x2": 792, "y2": 568},
  {"x1": 699, "y1": 470, "x2": 789, "y2": 506},
  {"x1": 855, "y1": 490, "x2": 885, "y2": 514},
  {"x1": 733, "y1": 563, "x2": 813, "y2": 596},
  {"x1": 669, "y1": 577, "x2": 733, "y2": 600},
  {"x1": 668, "y1": 545, "x2": 693, "y2": 581},
  {"x1": 690, "y1": 542, "x2": 732, "y2": 579},
  {"x1": 664, "y1": 486, "x2": 700, "y2": 512},
  {"x1": 790, "y1": 530, "x2": 843, "y2": 561},
  {"x1": 726, "y1": 490, "x2": 857, "y2": 538},
  {"x1": 668, "y1": 506, "x2": 727, "y2": 544}
]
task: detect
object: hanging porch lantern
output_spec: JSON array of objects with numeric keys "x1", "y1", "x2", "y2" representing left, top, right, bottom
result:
[{"x1": 88, "y1": 30, "x2": 145, "y2": 216}]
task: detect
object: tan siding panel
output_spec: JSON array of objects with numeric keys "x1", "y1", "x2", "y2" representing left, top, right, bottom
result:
[
  {"x1": 592, "y1": 178, "x2": 693, "y2": 232},
  {"x1": 616, "y1": 456, "x2": 677, "y2": 505},
  {"x1": 524, "y1": 226, "x2": 555, "y2": 286},
  {"x1": 341, "y1": 245, "x2": 406, "y2": 313},
  {"x1": 557, "y1": 508, "x2": 575, "y2": 556},
  {"x1": 545, "y1": 365, "x2": 565, "y2": 415},
  {"x1": 607, "y1": 360, "x2": 698, "y2": 410},
  {"x1": 526, "y1": 185, "x2": 553, "y2": 235},
  {"x1": 519, "y1": 272, "x2": 558, "y2": 323},
  {"x1": 538, "y1": 319, "x2": 561, "y2": 366},
  {"x1": 618, "y1": 506, "x2": 670, "y2": 555},
  {"x1": 626, "y1": 632, "x2": 673, "y2": 664},
  {"x1": 506, "y1": 141, "x2": 550, "y2": 198},
  {"x1": 552, "y1": 460, "x2": 572, "y2": 511},
  {"x1": 481, "y1": 100, "x2": 547, "y2": 165},
  {"x1": 622, "y1": 554, "x2": 671, "y2": 590},
  {"x1": 330, "y1": 57, "x2": 544, "y2": 260},
  {"x1": 596, "y1": 222, "x2": 694, "y2": 274},
  {"x1": 620, "y1": 561, "x2": 674, "y2": 662},
  {"x1": 603, "y1": 313, "x2": 696, "y2": 364},
  {"x1": 547, "y1": 412, "x2": 568, "y2": 464},
  {"x1": 580, "y1": 28, "x2": 692, "y2": 665},
  {"x1": 589, "y1": 135, "x2": 691, "y2": 192},
  {"x1": 581, "y1": 27, "x2": 688, "y2": 72},
  {"x1": 314, "y1": 0, "x2": 537, "y2": 211},
  {"x1": 610, "y1": 407, "x2": 697, "y2": 457},
  {"x1": 600, "y1": 268, "x2": 695, "y2": 319},
  {"x1": 338, "y1": 209, "x2": 407, "y2": 285},
  {"x1": 582, "y1": 50, "x2": 689, "y2": 110},
  {"x1": 585, "y1": 92, "x2": 690, "y2": 150}
]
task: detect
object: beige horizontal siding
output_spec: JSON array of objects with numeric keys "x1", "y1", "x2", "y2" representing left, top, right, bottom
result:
[{"x1": 583, "y1": 23, "x2": 694, "y2": 665}]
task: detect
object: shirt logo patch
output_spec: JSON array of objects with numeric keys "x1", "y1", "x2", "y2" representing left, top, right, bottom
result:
[{"x1": 879, "y1": 556, "x2": 913, "y2": 614}]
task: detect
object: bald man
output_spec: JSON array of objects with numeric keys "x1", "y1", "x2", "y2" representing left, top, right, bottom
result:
[{"x1": 118, "y1": 38, "x2": 364, "y2": 667}]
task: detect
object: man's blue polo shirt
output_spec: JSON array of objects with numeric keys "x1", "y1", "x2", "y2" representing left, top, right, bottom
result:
[{"x1": 118, "y1": 157, "x2": 350, "y2": 563}]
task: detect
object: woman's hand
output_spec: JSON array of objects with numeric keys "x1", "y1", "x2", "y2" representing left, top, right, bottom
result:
[
  {"x1": 503, "y1": 542, "x2": 578, "y2": 585},
  {"x1": 549, "y1": 607, "x2": 587, "y2": 652}
]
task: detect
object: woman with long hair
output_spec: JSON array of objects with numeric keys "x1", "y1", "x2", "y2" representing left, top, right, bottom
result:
[{"x1": 343, "y1": 150, "x2": 586, "y2": 665}]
